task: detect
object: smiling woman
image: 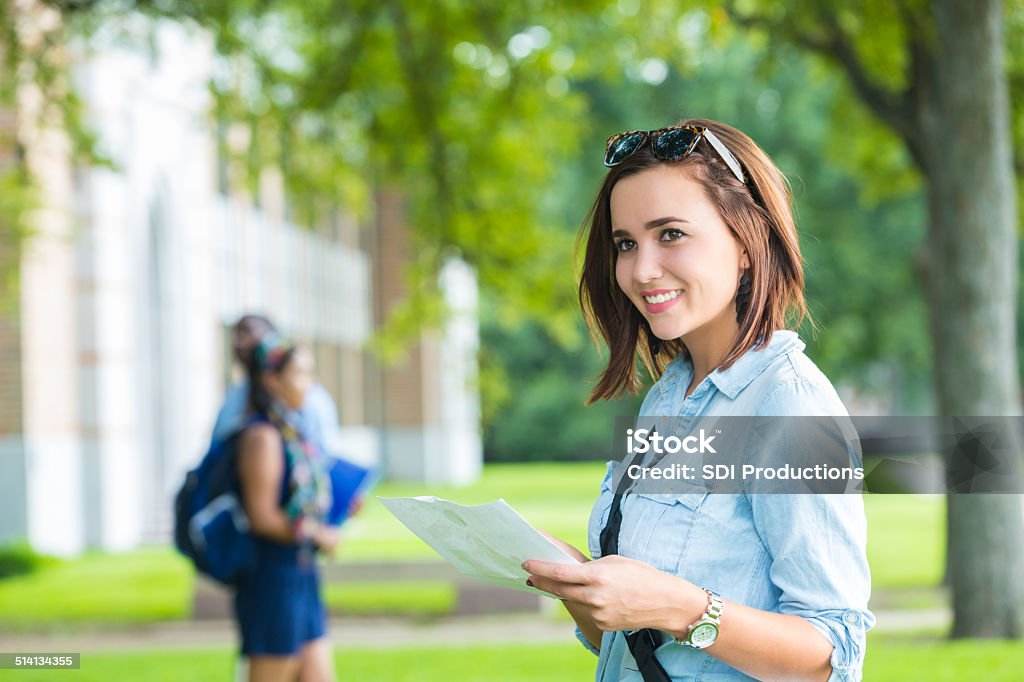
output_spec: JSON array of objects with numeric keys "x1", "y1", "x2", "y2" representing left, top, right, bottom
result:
[{"x1": 524, "y1": 119, "x2": 873, "y2": 682}]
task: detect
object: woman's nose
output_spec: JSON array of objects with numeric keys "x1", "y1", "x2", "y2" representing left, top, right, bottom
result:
[{"x1": 633, "y1": 244, "x2": 663, "y2": 283}]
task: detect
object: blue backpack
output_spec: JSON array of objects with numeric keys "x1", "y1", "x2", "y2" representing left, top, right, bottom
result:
[{"x1": 173, "y1": 430, "x2": 256, "y2": 586}]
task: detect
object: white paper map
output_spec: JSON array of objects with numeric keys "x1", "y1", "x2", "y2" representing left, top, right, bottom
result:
[{"x1": 377, "y1": 496, "x2": 580, "y2": 597}]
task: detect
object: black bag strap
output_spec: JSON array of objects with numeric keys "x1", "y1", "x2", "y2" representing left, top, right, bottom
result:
[{"x1": 599, "y1": 430, "x2": 673, "y2": 682}]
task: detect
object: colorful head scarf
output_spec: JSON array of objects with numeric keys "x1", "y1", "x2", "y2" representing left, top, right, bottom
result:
[{"x1": 253, "y1": 334, "x2": 333, "y2": 526}]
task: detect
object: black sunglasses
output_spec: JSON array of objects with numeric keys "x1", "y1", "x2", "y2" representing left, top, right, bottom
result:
[{"x1": 603, "y1": 125, "x2": 746, "y2": 185}]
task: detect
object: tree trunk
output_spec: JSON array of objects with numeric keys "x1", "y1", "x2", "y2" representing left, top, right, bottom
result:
[{"x1": 922, "y1": 0, "x2": 1024, "y2": 638}]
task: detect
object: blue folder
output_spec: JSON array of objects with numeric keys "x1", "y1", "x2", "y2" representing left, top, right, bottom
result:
[{"x1": 326, "y1": 457, "x2": 375, "y2": 526}]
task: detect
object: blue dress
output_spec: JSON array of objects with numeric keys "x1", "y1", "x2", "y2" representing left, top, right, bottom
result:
[{"x1": 233, "y1": 422, "x2": 327, "y2": 656}]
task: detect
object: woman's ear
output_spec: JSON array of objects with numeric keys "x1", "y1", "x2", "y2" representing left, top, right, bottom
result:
[{"x1": 739, "y1": 249, "x2": 750, "y2": 270}]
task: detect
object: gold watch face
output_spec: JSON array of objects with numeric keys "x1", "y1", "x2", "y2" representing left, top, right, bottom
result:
[{"x1": 688, "y1": 622, "x2": 718, "y2": 648}]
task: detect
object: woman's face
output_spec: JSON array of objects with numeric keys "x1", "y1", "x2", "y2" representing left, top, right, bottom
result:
[
  {"x1": 263, "y1": 346, "x2": 315, "y2": 411},
  {"x1": 611, "y1": 165, "x2": 748, "y2": 349}
]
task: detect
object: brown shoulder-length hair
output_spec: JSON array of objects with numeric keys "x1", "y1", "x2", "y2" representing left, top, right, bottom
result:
[{"x1": 577, "y1": 118, "x2": 806, "y2": 404}]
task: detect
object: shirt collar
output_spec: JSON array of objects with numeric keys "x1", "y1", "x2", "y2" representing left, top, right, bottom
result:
[
  {"x1": 708, "y1": 330, "x2": 804, "y2": 399},
  {"x1": 660, "y1": 330, "x2": 805, "y2": 401}
]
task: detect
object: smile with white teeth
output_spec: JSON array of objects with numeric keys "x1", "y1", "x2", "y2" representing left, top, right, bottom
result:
[{"x1": 644, "y1": 290, "x2": 683, "y2": 304}]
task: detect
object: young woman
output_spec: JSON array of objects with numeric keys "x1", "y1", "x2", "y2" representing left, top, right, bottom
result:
[
  {"x1": 523, "y1": 119, "x2": 873, "y2": 681},
  {"x1": 235, "y1": 334, "x2": 339, "y2": 682}
]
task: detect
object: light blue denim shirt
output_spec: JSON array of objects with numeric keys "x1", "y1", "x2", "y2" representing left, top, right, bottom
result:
[
  {"x1": 577, "y1": 330, "x2": 874, "y2": 681},
  {"x1": 211, "y1": 381, "x2": 342, "y2": 457}
]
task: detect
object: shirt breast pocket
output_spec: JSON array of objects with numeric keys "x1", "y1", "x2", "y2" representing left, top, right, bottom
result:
[{"x1": 621, "y1": 492, "x2": 708, "y2": 575}]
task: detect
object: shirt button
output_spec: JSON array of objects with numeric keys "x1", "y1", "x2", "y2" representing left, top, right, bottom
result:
[{"x1": 844, "y1": 611, "x2": 859, "y2": 624}]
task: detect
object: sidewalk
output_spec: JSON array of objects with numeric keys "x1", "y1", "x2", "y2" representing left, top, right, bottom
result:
[{"x1": 0, "y1": 608, "x2": 950, "y2": 653}]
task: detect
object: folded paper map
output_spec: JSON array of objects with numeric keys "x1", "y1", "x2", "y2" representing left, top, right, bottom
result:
[{"x1": 377, "y1": 496, "x2": 579, "y2": 596}]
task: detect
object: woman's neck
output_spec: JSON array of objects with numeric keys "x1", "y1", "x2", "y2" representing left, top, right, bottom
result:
[
  {"x1": 681, "y1": 318, "x2": 740, "y2": 397},
  {"x1": 685, "y1": 357, "x2": 721, "y2": 398}
]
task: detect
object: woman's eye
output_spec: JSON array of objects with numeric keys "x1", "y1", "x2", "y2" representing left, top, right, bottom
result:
[
  {"x1": 614, "y1": 239, "x2": 636, "y2": 253},
  {"x1": 660, "y1": 228, "x2": 686, "y2": 242}
]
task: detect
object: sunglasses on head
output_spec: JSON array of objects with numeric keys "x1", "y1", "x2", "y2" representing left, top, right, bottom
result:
[{"x1": 603, "y1": 125, "x2": 747, "y2": 185}]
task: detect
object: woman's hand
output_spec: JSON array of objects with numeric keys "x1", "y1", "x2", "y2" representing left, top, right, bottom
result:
[
  {"x1": 536, "y1": 530, "x2": 590, "y2": 564},
  {"x1": 313, "y1": 524, "x2": 341, "y2": 555},
  {"x1": 530, "y1": 532, "x2": 600, "y2": 650},
  {"x1": 522, "y1": 555, "x2": 705, "y2": 634},
  {"x1": 348, "y1": 496, "x2": 365, "y2": 518}
]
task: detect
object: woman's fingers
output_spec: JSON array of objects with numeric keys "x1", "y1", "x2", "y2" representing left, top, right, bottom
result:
[
  {"x1": 526, "y1": 574, "x2": 590, "y2": 602},
  {"x1": 522, "y1": 559, "x2": 590, "y2": 584},
  {"x1": 523, "y1": 559, "x2": 596, "y2": 603}
]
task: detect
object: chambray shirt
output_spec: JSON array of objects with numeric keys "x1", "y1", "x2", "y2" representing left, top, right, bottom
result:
[
  {"x1": 211, "y1": 381, "x2": 342, "y2": 457},
  {"x1": 576, "y1": 330, "x2": 874, "y2": 681}
]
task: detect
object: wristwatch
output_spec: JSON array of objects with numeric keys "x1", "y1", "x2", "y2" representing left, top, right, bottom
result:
[{"x1": 677, "y1": 588, "x2": 724, "y2": 649}]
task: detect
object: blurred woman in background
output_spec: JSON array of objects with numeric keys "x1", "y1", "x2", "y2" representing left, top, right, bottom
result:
[{"x1": 235, "y1": 334, "x2": 338, "y2": 682}]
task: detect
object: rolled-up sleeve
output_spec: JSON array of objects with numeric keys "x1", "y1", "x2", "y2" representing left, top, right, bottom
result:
[
  {"x1": 574, "y1": 626, "x2": 601, "y2": 655},
  {"x1": 750, "y1": 490, "x2": 874, "y2": 681},
  {"x1": 805, "y1": 607, "x2": 874, "y2": 681},
  {"x1": 750, "y1": 379, "x2": 875, "y2": 681}
]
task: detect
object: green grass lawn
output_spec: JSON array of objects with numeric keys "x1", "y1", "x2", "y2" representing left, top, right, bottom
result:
[
  {"x1": 0, "y1": 549, "x2": 192, "y2": 629},
  {"x1": 0, "y1": 463, "x2": 947, "y2": 629},
  {"x1": 321, "y1": 580, "x2": 456, "y2": 616},
  {"x1": 2, "y1": 636, "x2": 1022, "y2": 681},
  {"x1": 341, "y1": 461, "x2": 605, "y2": 561},
  {"x1": 0, "y1": 645, "x2": 596, "y2": 682},
  {"x1": 864, "y1": 494, "x2": 945, "y2": 589}
]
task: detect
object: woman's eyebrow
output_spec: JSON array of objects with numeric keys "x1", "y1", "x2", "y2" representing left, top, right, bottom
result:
[
  {"x1": 645, "y1": 216, "x2": 689, "y2": 229},
  {"x1": 612, "y1": 216, "x2": 689, "y2": 237}
]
